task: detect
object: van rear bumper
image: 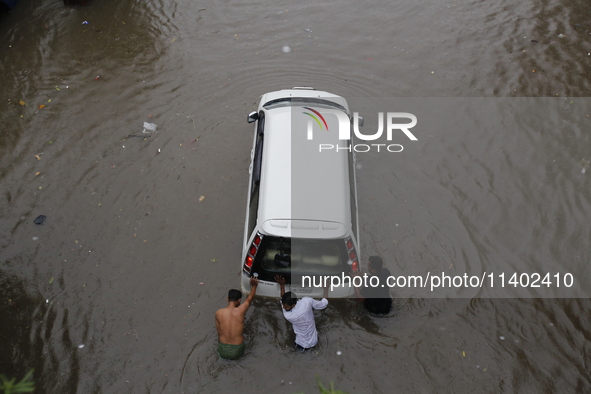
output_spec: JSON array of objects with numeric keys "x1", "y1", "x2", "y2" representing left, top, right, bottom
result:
[{"x1": 241, "y1": 273, "x2": 355, "y2": 298}]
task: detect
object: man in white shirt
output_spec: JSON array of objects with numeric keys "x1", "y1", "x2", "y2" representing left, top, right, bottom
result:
[{"x1": 275, "y1": 275, "x2": 328, "y2": 351}]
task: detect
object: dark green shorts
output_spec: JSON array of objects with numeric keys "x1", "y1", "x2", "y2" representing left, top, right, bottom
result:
[{"x1": 218, "y1": 342, "x2": 245, "y2": 360}]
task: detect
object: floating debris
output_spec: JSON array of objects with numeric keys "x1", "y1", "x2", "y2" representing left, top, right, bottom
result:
[
  {"x1": 580, "y1": 159, "x2": 590, "y2": 174},
  {"x1": 34, "y1": 215, "x2": 47, "y2": 224},
  {"x1": 142, "y1": 122, "x2": 157, "y2": 134},
  {"x1": 187, "y1": 115, "x2": 196, "y2": 130}
]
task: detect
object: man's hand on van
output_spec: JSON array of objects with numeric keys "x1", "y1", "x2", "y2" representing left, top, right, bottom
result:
[{"x1": 249, "y1": 277, "x2": 259, "y2": 287}]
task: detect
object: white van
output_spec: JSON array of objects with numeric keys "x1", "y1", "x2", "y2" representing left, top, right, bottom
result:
[{"x1": 240, "y1": 88, "x2": 361, "y2": 298}]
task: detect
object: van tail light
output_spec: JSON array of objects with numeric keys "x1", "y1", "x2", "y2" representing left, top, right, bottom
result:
[
  {"x1": 243, "y1": 232, "x2": 264, "y2": 274},
  {"x1": 344, "y1": 237, "x2": 359, "y2": 272},
  {"x1": 245, "y1": 255, "x2": 254, "y2": 268},
  {"x1": 249, "y1": 245, "x2": 257, "y2": 256}
]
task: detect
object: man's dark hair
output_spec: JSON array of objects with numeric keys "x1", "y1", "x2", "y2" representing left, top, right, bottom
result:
[
  {"x1": 281, "y1": 291, "x2": 298, "y2": 306},
  {"x1": 228, "y1": 289, "x2": 242, "y2": 302},
  {"x1": 368, "y1": 255, "x2": 383, "y2": 270}
]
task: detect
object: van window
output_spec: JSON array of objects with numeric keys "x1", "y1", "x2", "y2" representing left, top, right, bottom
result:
[
  {"x1": 262, "y1": 97, "x2": 348, "y2": 113},
  {"x1": 247, "y1": 112, "x2": 265, "y2": 237},
  {"x1": 247, "y1": 187, "x2": 259, "y2": 239},
  {"x1": 251, "y1": 112, "x2": 265, "y2": 196},
  {"x1": 251, "y1": 236, "x2": 349, "y2": 283},
  {"x1": 347, "y1": 147, "x2": 358, "y2": 240}
]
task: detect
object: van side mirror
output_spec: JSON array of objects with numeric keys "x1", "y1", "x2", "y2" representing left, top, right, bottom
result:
[{"x1": 247, "y1": 111, "x2": 259, "y2": 123}]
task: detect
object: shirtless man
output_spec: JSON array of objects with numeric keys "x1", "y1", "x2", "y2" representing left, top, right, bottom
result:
[{"x1": 215, "y1": 277, "x2": 258, "y2": 359}]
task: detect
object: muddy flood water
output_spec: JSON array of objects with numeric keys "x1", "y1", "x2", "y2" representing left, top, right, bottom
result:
[{"x1": 1, "y1": 0, "x2": 590, "y2": 393}]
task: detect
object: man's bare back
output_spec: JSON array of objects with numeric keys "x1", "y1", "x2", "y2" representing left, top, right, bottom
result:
[
  {"x1": 215, "y1": 277, "x2": 258, "y2": 346},
  {"x1": 215, "y1": 306, "x2": 248, "y2": 345}
]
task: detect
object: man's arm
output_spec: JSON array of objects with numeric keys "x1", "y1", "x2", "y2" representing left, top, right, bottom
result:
[
  {"x1": 240, "y1": 277, "x2": 259, "y2": 311},
  {"x1": 311, "y1": 297, "x2": 328, "y2": 310},
  {"x1": 275, "y1": 275, "x2": 286, "y2": 296},
  {"x1": 308, "y1": 284, "x2": 330, "y2": 310}
]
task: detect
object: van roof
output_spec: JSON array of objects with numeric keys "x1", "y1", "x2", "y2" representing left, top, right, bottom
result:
[{"x1": 257, "y1": 104, "x2": 352, "y2": 239}]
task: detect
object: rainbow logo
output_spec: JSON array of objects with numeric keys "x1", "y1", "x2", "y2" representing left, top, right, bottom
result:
[{"x1": 302, "y1": 107, "x2": 329, "y2": 131}]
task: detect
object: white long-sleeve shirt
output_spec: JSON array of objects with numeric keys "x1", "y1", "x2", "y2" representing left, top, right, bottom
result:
[{"x1": 282, "y1": 297, "x2": 328, "y2": 348}]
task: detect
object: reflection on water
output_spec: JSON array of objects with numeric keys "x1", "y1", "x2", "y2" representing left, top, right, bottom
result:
[{"x1": 1, "y1": 0, "x2": 590, "y2": 392}]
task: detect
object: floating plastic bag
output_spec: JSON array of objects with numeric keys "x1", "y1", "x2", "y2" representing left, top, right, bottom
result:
[{"x1": 142, "y1": 122, "x2": 158, "y2": 134}]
